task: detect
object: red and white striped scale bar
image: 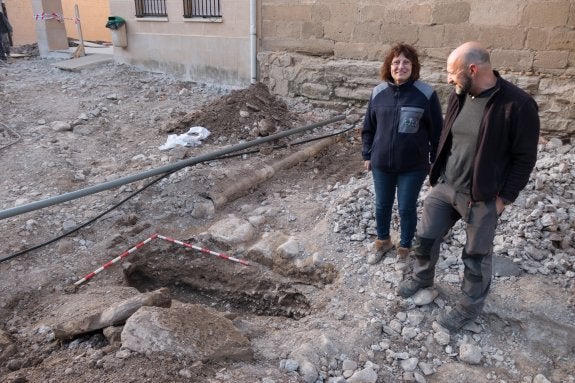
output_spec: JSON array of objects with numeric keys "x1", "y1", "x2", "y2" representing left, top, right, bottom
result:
[
  {"x1": 156, "y1": 235, "x2": 250, "y2": 266},
  {"x1": 73, "y1": 233, "x2": 249, "y2": 286}
]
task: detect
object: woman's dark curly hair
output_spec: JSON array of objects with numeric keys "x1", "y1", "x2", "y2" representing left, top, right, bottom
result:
[{"x1": 380, "y1": 43, "x2": 421, "y2": 83}]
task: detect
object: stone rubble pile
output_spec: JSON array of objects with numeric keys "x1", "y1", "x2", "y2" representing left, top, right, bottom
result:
[
  {"x1": 331, "y1": 137, "x2": 575, "y2": 282},
  {"x1": 303, "y1": 137, "x2": 575, "y2": 383}
]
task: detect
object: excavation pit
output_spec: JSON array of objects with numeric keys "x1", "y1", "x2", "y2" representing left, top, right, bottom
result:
[{"x1": 122, "y1": 243, "x2": 337, "y2": 319}]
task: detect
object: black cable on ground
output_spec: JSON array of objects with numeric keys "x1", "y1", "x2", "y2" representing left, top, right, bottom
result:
[
  {"x1": 0, "y1": 168, "x2": 179, "y2": 263},
  {"x1": 0, "y1": 123, "x2": 357, "y2": 263}
]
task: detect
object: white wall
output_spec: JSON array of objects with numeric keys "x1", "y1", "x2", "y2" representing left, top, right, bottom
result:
[{"x1": 109, "y1": 0, "x2": 251, "y2": 88}]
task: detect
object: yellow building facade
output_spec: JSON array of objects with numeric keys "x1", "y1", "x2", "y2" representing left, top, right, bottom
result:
[{"x1": 3, "y1": 0, "x2": 111, "y2": 46}]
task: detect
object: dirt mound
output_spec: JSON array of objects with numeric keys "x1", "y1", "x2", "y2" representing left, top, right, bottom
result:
[{"x1": 161, "y1": 82, "x2": 300, "y2": 141}]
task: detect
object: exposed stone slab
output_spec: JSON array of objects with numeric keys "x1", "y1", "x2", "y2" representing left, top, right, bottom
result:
[
  {"x1": 483, "y1": 277, "x2": 575, "y2": 359},
  {"x1": 246, "y1": 231, "x2": 290, "y2": 267},
  {"x1": 52, "y1": 287, "x2": 171, "y2": 339},
  {"x1": 121, "y1": 302, "x2": 253, "y2": 362},
  {"x1": 207, "y1": 215, "x2": 256, "y2": 245}
]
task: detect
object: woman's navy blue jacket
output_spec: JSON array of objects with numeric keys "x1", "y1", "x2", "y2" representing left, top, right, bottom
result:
[{"x1": 362, "y1": 79, "x2": 443, "y2": 173}]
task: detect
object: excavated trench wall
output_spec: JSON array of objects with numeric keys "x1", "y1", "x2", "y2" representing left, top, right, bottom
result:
[{"x1": 258, "y1": 0, "x2": 575, "y2": 138}]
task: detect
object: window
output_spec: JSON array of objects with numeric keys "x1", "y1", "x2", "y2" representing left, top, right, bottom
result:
[
  {"x1": 184, "y1": 0, "x2": 222, "y2": 18},
  {"x1": 135, "y1": 0, "x2": 167, "y2": 17}
]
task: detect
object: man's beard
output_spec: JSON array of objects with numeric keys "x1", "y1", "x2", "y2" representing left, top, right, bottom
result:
[{"x1": 454, "y1": 73, "x2": 472, "y2": 95}]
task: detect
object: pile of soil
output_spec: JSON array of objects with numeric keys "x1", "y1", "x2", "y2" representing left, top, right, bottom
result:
[{"x1": 161, "y1": 82, "x2": 301, "y2": 141}]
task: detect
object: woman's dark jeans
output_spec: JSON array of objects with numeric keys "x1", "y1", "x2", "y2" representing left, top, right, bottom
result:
[{"x1": 371, "y1": 167, "x2": 427, "y2": 248}]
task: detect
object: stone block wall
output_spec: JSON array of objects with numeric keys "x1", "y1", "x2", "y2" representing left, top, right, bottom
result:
[{"x1": 258, "y1": 0, "x2": 575, "y2": 138}]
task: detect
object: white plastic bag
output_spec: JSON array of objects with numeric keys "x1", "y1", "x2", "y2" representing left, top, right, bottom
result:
[{"x1": 159, "y1": 126, "x2": 211, "y2": 151}]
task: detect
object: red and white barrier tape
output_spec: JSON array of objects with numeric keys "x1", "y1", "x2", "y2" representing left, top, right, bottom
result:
[
  {"x1": 73, "y1": 233, "x2": 249, "y2": 286},
  {"x1": 34, "y1": 12, "x2": 79, "y2": 24}
]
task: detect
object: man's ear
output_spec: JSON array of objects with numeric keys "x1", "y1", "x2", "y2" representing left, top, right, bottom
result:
[{"x1": 469, "y1": 64, "x2": 478, "y2": 76}]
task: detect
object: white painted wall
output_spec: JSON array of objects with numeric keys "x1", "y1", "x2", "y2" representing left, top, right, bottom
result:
[{"x1": 109, "y1": 0, "x2": 251, "y2": 88}]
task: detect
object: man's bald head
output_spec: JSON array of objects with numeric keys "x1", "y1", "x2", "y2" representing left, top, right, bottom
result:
[
  {"x1": 446, "y1": 42, "x2": 497, "y2": 96},
  {"x1": 448, "y1": 41, "x2": 491, "y2": 69}
]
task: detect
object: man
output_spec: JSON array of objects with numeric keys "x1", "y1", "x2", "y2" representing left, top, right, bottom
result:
[
  {"x1": 0, "y1": 10, "x2": 12, "y2": 62},
  {"x1": 397, "y1": 41, "x2": 540, "y2": 332}
]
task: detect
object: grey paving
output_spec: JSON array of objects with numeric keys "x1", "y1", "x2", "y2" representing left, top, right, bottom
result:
[{"x1": 51, "y1": 52, "x2": 114, "y2": 72}]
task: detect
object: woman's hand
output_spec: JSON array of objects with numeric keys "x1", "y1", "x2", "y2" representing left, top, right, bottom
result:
[{"x1": 364, "y1": 160, "x2": 371, "y2": 172}]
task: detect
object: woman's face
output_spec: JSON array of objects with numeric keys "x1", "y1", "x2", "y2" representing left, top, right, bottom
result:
[{"x1": 390, "y1": 53, "x2": 412, "y2": 85}]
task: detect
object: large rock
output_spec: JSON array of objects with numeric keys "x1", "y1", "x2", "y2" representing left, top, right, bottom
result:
[
  {"x1": 121, "y1": 302, "x2": 253, "y2": 362},
  {"x1": 52, "y1": 287, "x2": 171, "y2": 339},
  {"x1": 246, "y1": 231, "x2": 290, "y2": 267},
  {"x1": 207, "y1": 215, "x2": 255, "y2": 245}
]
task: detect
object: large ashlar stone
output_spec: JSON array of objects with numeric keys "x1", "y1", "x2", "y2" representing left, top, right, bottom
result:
[
  {"x1": 52, "y1": 287, "x2": 171, "y2": 339},
  {"x1": 207, "y1": 215, "x2": 255, "y2": 245},
  {"x1": 121, "y1": 302, "x2": 253, "y2": 362},
  {"x1": 246, "y1": 231, "x2": 290, "y2": 267}
]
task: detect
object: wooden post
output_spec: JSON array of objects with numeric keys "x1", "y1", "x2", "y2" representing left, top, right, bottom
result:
[{"x1": 73, "y1": 3, "x2": 85, "y2": 58}]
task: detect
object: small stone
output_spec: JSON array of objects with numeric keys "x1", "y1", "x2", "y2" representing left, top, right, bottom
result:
[
  {"x1": 401, "y1": 326, "x2": 419, "y2": 340},
  {"x1": 342, "y1": 359, "x2": 357, "y2": 371},
  {"x1": 412, "y1": 288, "x2": 439, "y2": 306},
  {"x1": 115, "y1": 349, "x2": 131, "y2": 359},
  {"x1": 282, "y1": 359, "x2": 299, "y2": 372},
  {"x1": 459, "y1": 343, "x2": 482, "y2": 365},
  {"x1": 418, "y1": 361, "x2": 434, "y2": 376},
  {"x1": 51, "y1": 121, "x2": 72, "y2": 131},
  {"x1": 399, "y1": 357, "x2": 419, "y2": 372},
  {"x1": 347, "y1": 366, "x2": 378, "y2": 383},
  {"x1": 178, "y1": 369, "x2": 192, "y2": 378}
]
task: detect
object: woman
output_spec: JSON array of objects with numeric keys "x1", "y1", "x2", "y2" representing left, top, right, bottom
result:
[{"x1": 362, "y1": 43, "x2": 443, "y2": 264}]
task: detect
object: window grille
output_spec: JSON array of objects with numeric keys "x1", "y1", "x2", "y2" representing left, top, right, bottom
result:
[
  {"x1": 135, "y1": 0, "x2": 167, "y2": 17},
  {"x1": 183, "y1": 0, "x2": 222, "y2": 18}
]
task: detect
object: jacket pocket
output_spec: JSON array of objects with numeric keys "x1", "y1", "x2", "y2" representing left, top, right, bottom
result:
[{"x1": 398, "y1": 107, "x2": 424, "y2": 134}]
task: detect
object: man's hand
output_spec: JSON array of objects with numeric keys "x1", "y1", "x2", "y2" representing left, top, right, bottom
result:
[{"x1": 495, "y1": 196, "x2": 506, "y2": 215}]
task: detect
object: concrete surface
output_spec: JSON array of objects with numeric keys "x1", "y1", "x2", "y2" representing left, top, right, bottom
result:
[{"x1": 50, "y1": 45, "x2": 114, "y2": 72}]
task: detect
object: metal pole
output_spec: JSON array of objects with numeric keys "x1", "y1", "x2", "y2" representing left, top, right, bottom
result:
[
  {"x1": 249, "y1": 0, "x2": 257, "y2": 84},
  {"x1": 0, "y1": 115, "x2": 346, "y2": 220}
]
